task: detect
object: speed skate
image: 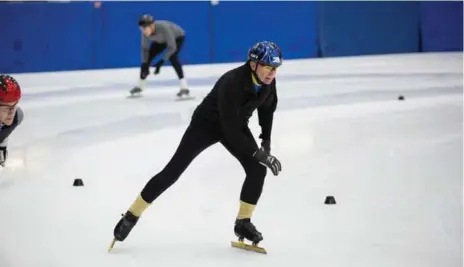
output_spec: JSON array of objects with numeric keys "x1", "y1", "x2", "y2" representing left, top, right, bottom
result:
[
  {"x1": 127, "y1": 79, "x2": 145, "y2": 98},
  {"x1": 175, "y1": 88, "x2": 195, "y2": 101},
  {"x1": 127, "y1": 93, "x2": 195, "y2": 101},
  {"x1": 127, "y1": 81, "x2": 195, "y2": 101},
  {"x1": 231, "y1": 237, "x2": 267, "y2": 254}
]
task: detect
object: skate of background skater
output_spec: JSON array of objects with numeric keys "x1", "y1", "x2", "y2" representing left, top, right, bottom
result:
[
  {"x1": 132, "y1": 14, "x2": 190, "y2": 98},
  {"x1": 111, "y1": 41, "x2": 283, "y2": 252},
  {"x1": 0, "y1": 74, "x2": 24, "y2": 167}
]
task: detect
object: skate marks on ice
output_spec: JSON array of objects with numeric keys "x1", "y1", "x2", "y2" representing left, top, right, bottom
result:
[
  {"x1": 275, "y1": 84, "x2": 463, "y2": 112},
  {"x1": 53, "y1": 113, "x2": 184, "y2": 147},
  {"x1": 126, "y1": 93, "x2": 143, "y2": 99},
  {"x1": 0, "y1": 146, "x2": 43, "y2": 190},
  {"x1": 126, "y1": 92, "x2": 196, "y2": 102},
  {"x1": 175, "y1": 95, "x2": 196, "y2": 101},
  {"x1": 20, "y1": 68, "x2": 462, "y2": 100}
]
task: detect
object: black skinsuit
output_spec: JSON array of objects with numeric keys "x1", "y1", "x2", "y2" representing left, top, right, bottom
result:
[{"x1": 140, "y1": 63, "x2": 278, "y2": 205}]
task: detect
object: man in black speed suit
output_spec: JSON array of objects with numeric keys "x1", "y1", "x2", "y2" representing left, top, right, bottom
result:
[{"x1": 112, "y1": 41, "x2": 283, "y2": 247}]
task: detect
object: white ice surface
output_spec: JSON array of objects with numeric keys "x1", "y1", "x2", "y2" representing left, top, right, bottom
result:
[{"x1": 0, "y1": 52, "x2": 462, "y2": 267}]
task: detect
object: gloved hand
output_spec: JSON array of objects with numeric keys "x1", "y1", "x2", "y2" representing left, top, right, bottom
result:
[
  {"x1": 153, "y1": 59, "x2": 165, "y2": 75},
  {"x1": 140, "y1": 62, "x2": 150, "y2": 80},
  {"x1": 261, "y1": 139, "x2": 271, "y2": 154},
  {"x1": 0, "y1": 146, "x2": 8, "y2": 167},
  {"x1": 253, "y1": 147, "x2": 281, "y2": 176}
]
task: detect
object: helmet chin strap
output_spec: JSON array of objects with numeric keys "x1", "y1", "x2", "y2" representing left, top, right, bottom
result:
[{"x1": 250, "y1": 62, "x2": 265, "y2": 85}]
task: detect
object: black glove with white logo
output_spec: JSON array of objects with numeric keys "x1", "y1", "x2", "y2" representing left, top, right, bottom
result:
[
  {"x1": 0, "y1": 146, "x2": 8, "y2": 167},
  {"x1": 253, "y1": 147, "x2": 281, "y2": 176}
]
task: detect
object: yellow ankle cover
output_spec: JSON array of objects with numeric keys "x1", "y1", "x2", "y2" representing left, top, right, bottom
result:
[
  {"x1": 237, "y1": 201, "x2": 256, "y2": 219},
  {"x1": 128, "y1": 194, "x2": 150, "y2": 217}
]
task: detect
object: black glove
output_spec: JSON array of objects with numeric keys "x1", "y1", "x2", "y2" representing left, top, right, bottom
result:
[
  {"x1": 153, "y1": 59, "x2": 165, "y2": 75},
  {"x1": 253, "y1": 147, "x2": 281, "y2": 176},
  {"x1": 0, "y1": 146, "x2": 8, "y2": 167},
  {"x1": 261, "y1": 139, "x2": 271, "y2": 154},
  {"x1": 140, "y1": 62, "x2": 150, "y2": 80}
]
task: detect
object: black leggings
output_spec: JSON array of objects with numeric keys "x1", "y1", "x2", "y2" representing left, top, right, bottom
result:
[
  {"x1": 140, "y1": 123, "x2": 267, "y2": 205},
  {"x1": 148, "y1": 36, "x2": 185, "y2": 79}
]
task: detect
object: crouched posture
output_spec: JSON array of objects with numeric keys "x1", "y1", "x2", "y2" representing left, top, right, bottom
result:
[
  {"x1": 113, "y1": 41, "x2": 283, "y2": 246},
  {"x1": 135, "y1": 14, "x2": 190, "y2": 98},
  {"x1": 0, "y1": 74, "x2": 23, "y2": 166}
]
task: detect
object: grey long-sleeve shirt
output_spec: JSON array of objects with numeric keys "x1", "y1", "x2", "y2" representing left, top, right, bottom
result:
[
  {"x1": 141, "y1": 20, "x2": 185, "y2": 63},
  {"x1": 0, "y1": 106, "x2": 24, "y2": 147}
]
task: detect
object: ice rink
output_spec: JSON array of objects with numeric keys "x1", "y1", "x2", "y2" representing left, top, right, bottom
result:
[{"x1": 0, "y1": 52, "x2": 462, "y2": 267}]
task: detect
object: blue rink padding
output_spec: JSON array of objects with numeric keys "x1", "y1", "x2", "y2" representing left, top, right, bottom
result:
[
  {"x1": 0, "y1": 2, "x2": 94, "y2": 74},
  {"x1": 317, "y1": 2, "x2": 420, "y2": 57},
  {"x1": 419, "y1": 1, "x2": 463, "y2": 52},
  {"x1": 211, "y1": 1, "x2": 318, "y2": 63},
  {"x1": 0, "y1": 1, "x2": 461, "y2": 73}
]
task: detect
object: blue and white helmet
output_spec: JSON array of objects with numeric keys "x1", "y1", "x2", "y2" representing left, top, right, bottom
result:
[{"x1": 248, "y1": 41, "x2": 282, "y2": 68}]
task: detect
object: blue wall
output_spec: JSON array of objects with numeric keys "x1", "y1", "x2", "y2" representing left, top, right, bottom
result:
[
  {"x1": 318, "y1": 2, "x2": 421, "y2": 57},
  {"x1": 0, "y1": 1, "x2": 461, "y2": 74},
  {"x1": 0, "y1": 2, "x2": 95, "y2": 73},
  {"x1": 419, "y1": 1, "x2": 463, "y2": 52},
  {"x1": 212, "y1": 1, "x2": 318, "y2": 63}
]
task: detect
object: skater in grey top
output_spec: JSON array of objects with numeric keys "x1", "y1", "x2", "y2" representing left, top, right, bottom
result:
[
  {"x1": 132, "y1": 14, "x2": 190, "y2": 98},
  {"x1": 0, "y1": 74, "x2": 24, "y2": 167}
]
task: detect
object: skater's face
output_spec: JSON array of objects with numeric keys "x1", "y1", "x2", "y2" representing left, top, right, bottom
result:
[
  {"x1": 251, "y1": 62, "x2": 278, "y2": 85},
  {"x1": 0, "y1": 101, "x2": 18, "y2": 125},
  {"x1": 140, "y1": 24, "x2": 155, "y2": 37}
]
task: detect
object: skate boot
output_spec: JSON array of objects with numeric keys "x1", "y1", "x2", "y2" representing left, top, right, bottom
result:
[
  {"x1": 129, "y1": 86, "x2": 142, "y2": 96},
  {"x1": 234, "y1": 218, "x2": 263, "y2": 244},
  {"x1": 113, "y1": 211, "x2": 139, "y2": 242},
  {"x1": 176, "y1": 88, "x2": 190, "y2": 98},
  {"x1": 231, "y1": 218, "x2": 266, "y2": 253},
  {"x1": 108, "y1": 210, "x2": 140, "y2": 252}
]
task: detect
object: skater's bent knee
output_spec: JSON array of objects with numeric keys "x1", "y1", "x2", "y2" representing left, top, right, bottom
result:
[{"x1": 246, "y1": 163, "x2": 267, "y2": 179}]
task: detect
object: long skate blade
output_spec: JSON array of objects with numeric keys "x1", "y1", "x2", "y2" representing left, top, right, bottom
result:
[
  {"x1": 175, "y1": 96, "x2": 196, "y2": 101},
  {"x1": 231, "y1": 241, "x2": 267, "y2": 254},
  {"x1": 108, "y1": 239, "x2": 117, "y2": 252},
  {"x1": 126, "y1": 94, "x2": 142, "y2": 99}
]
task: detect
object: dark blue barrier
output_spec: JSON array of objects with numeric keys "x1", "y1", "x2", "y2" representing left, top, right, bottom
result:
[
  {"x1": 0, "y1": 2, "x2": 94, "y2": 73},
  {"x1": 0, "y1": 1, "x2": 212, "y2": 73},
  {"x1": 0, "y1": 2, "x2": 461, "y2": 73},
  {"x1": 211, "y1": 1, "x2": 318, "y2": 63},
  {"x1": 0, "y1": 1, "x2": 319, "y2": 73},
  {"x1": 419, "y1": 1, "x2": 463, "y2": 52},
  {"x1": 317, "y1": 2, "x2": 420, "y2": 57}
]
